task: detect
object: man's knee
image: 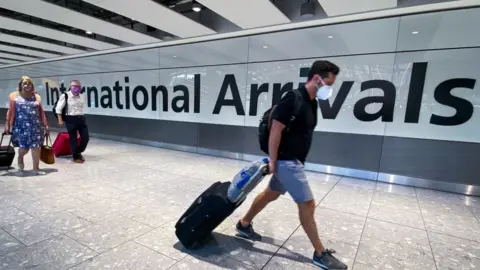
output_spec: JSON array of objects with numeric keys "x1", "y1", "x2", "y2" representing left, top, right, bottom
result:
[{"x1": 298, "y1": 199, "x2": 316, "y2": 213}]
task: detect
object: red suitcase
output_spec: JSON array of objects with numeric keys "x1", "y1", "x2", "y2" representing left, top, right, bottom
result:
[{"x1": 52, "y1": 132, "x2": 80, "y2": 157}]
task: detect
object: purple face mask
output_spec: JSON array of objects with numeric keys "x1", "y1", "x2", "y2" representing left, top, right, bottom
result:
[{"x1": 71, "y1": 86, "x2": 81, "y2": 95}]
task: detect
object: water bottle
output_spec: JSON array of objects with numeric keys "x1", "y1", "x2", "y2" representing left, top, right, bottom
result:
[{"x1": 228, "y1": 158, "x2": 269, "y2": 203}]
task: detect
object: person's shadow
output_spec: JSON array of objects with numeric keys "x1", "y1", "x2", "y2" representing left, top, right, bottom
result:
[
  {"x1": 0, "y1": 168, "x2": 58, "y2": 177},
  {"x1": 173, "y1": 232, "x2": 311, "y2": 268}
]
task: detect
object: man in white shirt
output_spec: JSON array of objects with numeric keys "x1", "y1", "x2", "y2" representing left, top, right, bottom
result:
[{"x1": 55, "y1": 80, "x2": 89, "y2": 164}]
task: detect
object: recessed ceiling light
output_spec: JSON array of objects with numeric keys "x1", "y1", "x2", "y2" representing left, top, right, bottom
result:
[
  {"x1": 86, "y1": 30, "x2": 93, "y2": 35},
  {"x1": 262, "y1": 45, "x2": 268, "y2": 49},
  {"x1": 192, "y1": 3, "x2": 201, "y2": 12},
  {"x1": 173, "y1": 55, "x2": 177, "y2": 58},
  {"x1": 328, "y1": 35, "x2": 333, "y2": 39},
  {"x1": 412, "y1": 31, "x2": 419, "y2": 35}
]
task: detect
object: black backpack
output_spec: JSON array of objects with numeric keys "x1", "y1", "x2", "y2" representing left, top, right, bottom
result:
[
  {"x1": 52, "y1": 92, "x2": 68, "y2": 119},
  {"x1": 258, "y1": 90, "x2": 303, "y2": 154}
]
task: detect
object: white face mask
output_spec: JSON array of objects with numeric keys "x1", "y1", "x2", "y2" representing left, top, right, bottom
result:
[{"x1": 316, "y1": 79, "x2": 333, "y2": 100}]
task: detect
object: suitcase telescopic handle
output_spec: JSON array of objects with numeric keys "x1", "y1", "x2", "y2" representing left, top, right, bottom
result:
[
  {"x1": 261, "y1": 164, "x2": 269, "y2": 176},
  {"x1": 0, "y1": 132, "x2": 13, "y2": 151}
]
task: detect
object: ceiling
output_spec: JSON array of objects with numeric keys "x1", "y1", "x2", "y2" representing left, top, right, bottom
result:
[{"x1": 0, "y1": 0, "x2": 461, "y2": 67}]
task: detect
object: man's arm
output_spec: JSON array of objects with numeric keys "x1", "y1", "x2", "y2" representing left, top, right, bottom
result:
[
  {"x1": 268, "y1": 92, "x2": 295, "y2": 172},
  {"x1": 55, "y1": 94, "x2": 66, "y2": 124}
]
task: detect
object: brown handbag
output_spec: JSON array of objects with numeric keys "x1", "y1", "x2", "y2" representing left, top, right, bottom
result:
[{"x1": 40, "y1": 132, "x2": 55, "y2": 165}]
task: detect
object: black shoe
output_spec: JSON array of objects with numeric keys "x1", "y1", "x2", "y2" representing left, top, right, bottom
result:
[
  {"x1": 78, "y1": 154, "x2": 85, "y2": 161},
  {"x1": 312, "y1": 249, "x2": 348, "y2": 269},
  {"x1": 235, "y1": 221, "x2": 262, "y2": 241}
]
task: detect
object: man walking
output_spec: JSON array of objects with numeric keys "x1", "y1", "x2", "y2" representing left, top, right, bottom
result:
[
  {"x1": 55, "y1": 80, "x2": 89, "y2": 163},
  {"x1": 236, "y1": 60, "x2": 348, "y2": 269}
]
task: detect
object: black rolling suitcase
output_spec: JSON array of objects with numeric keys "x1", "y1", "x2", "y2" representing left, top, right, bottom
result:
[
  {"x1": 0, "y1": 132, "x2": 15, "y2": 169},
  {"x1": 175, "y1": 181, "x2": 245, "y2": 249}
]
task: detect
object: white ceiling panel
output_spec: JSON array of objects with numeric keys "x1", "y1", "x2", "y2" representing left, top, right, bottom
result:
[
  {"x1": 83, "y1": 0, "x2": 216, "y2": 38},
  {"x1": 0, "y1": 16, "x2": 117, "y2": 50},
  {"x1": 0, "y1": 52, "x2": 38, "y2": 61},
  {"x1": 0, "y1": 44, "x2": 60, "y2": 58},
  {"x1": 196, "y1": 0, "x2": 290, "y2": 29},
  {"x1": 317, "y1": 0, "x2": 398, "y2": 16},
  {"x1": 0, "y1": 57, "x2": 21, "y2": 64},
  {"x1": 0, "y1": 33, "x2": 87, "y2": 55},
  {"x1": 0, "y1": 0, "x2": 161, "y2": 45}
]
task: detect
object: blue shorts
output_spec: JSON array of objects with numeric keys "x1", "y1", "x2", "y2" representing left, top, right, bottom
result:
[{"x1": 268, "y1": 160, "x2": 314, "y2": 203}]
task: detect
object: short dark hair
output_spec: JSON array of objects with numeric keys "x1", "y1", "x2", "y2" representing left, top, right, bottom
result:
[{"x1": 307, "y1": 60, "x2": 340, "y2": 80}]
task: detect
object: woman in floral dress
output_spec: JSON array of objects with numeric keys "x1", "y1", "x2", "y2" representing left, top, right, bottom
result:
[{"x1": 5, "y1": 76, "x2": 49, "y2": 172}]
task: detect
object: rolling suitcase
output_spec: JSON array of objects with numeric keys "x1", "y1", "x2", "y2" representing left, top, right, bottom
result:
[
  {"x1": 52, "y1": 132, "x2": 80, "y2": 157},
  {"x1": 0, "y1": 132, "x2": 15, "y2": 169},
  {"x1": 175, "y1": 160, "x2": 269, "y2": 249},
  {"x1": 175, "y1": 181, "x2": 245, "y2": 249}
]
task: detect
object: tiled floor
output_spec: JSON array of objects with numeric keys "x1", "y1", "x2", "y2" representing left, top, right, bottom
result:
[{"x1": 1, "y1": 131, "x2": 480, "y2": 269}]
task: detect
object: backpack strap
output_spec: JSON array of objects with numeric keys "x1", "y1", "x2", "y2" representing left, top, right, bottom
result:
[{"x1": 285, "y1": 90, "x2": 303, "y2": 131}]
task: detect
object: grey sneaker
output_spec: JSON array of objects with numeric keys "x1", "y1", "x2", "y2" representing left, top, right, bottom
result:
[
  {"x1": 312, "y1": 249, "x2": 348, "y2": 269},
  {"x1": 235, "y1": 221, "x2": 262, "y2": 241}
]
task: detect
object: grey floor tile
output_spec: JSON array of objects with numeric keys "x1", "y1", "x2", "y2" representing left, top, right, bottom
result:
[
  {"x1": 428, "y1": 231, "x2": 480, "y2": 270},
  {"x1": 0, "y1": 229, "x2": 24, "y2": 257},
  {"x1": 0, "y1": 234, "x2": 96, "y2": 270},
  {"x1": 134, "y1": 221, "x2": 188, "y2": 261},
  {"x1": 170, "y1": 255, "x2": 255, "y2": 270},
  {"x1": 314, "y1": 207, "x2": 366, "y2": 246},
  {"x1": 468, "y1": 206, "x2": 480, "y2": 221},
  {"x1": 2, "y1": 211, "x2": 91, "y2": 246},
  {"x1": 0, "y1": 130, "x2": 477, "y2": 270},
  {"x1": 263, "y1": 254, "x2": 318, "y2": 270},
  {"x1": 63, "y1": 185, "x2": 126, "y2": 203},
  {"x1": 319, "y1": 188, "x2": 374, "y2": 216},
  {"x1": 352, "y1": 262, "x2": 377, "y2": 269},
  {"x1": 67, "y1": 198, "x2": 137, "y2": 223},
  {"x1": 371, "y1": 192, "x2": 420, "y2": 211},
  {"x1": 362, "y1": 218, "x2": 430, "y2": 252},
  {"x1": 121, "y1": 203, "x2": 184, "y2": 228},
  {"x1": 355, "y1": 236, "x2": 436, "y2": 270},
  {"x1": 15, "y1": 194, "x2": 86, "y2": 218},
  {"x1": 70, "y1": 241, "x2": 176, "y2": 270},
  {"x1": 2, "y1": 218, "x2": 62, "y2": 246},
  {"x1": 368, "y1": 203, "x2": 425, "y2": 229},
  {"x1": 66, "y1": 216, "x2": 153, "y2": 253},
  {"x1": 0, "y1": 205, "x2": 33, "y2": 227}
]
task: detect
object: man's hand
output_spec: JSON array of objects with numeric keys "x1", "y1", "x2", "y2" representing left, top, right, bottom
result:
[
  {"x1": 58, "y1": 119, "x2": 64, "y2": 126},
  {"x1": 4, "y1": 124, "x2": 10, "y2": 134},
  {"x1": 268, "y1": 160, "x2": 276, "y2": 175}
]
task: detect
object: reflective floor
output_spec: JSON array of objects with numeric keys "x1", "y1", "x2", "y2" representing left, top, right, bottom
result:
[{"x1": 1, "y1": 131, "x2": 480, "y2": 269}]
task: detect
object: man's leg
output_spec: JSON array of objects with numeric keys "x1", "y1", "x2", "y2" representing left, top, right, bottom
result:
[
  {"x1": 236, "y1": 178, "x2": 283, "y2": 240},
  {"x1": 277, "y1": 161, "x2": 347, "y2": 269},
  {"x1": 298, "y1": 200, "x2": 325, "y2": 253},
  {"x1": 65, "y1": 120, "x2": 80, "y2": 162},
  {"x1": 77, "y1": 118, "x2": 89, "y2": 160}
]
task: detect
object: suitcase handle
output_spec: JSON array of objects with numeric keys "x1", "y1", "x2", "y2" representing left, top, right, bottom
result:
[
  {"x1": 260, "y1": 164, "x2": 269, "y2": 175},
  {"x1": 0, "y1": 132, "x2": 13, "y2": 152}
]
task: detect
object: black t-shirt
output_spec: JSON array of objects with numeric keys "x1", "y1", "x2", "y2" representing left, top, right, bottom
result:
[{"x1": 271, "y1": 87, "x2": 318, "y2": 163}]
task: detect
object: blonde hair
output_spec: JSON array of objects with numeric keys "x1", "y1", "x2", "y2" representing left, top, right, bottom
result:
[{"x1": 18, "y1": 76, "x2": 34, "y2": 92}]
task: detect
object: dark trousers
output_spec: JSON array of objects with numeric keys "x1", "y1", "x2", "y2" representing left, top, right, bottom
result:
[{"x1": 65, "y1": 115, "x2": 89, "y2": 159}]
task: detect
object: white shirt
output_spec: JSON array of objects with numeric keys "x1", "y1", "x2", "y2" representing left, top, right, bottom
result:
[{"x1": 55, "y1": 91, "x2": 85, "y2": 116}]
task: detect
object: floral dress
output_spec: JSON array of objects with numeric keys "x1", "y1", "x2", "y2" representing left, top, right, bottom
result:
[{"x1": 11, "y1": 93, "x2": 45, "y2": 148}]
